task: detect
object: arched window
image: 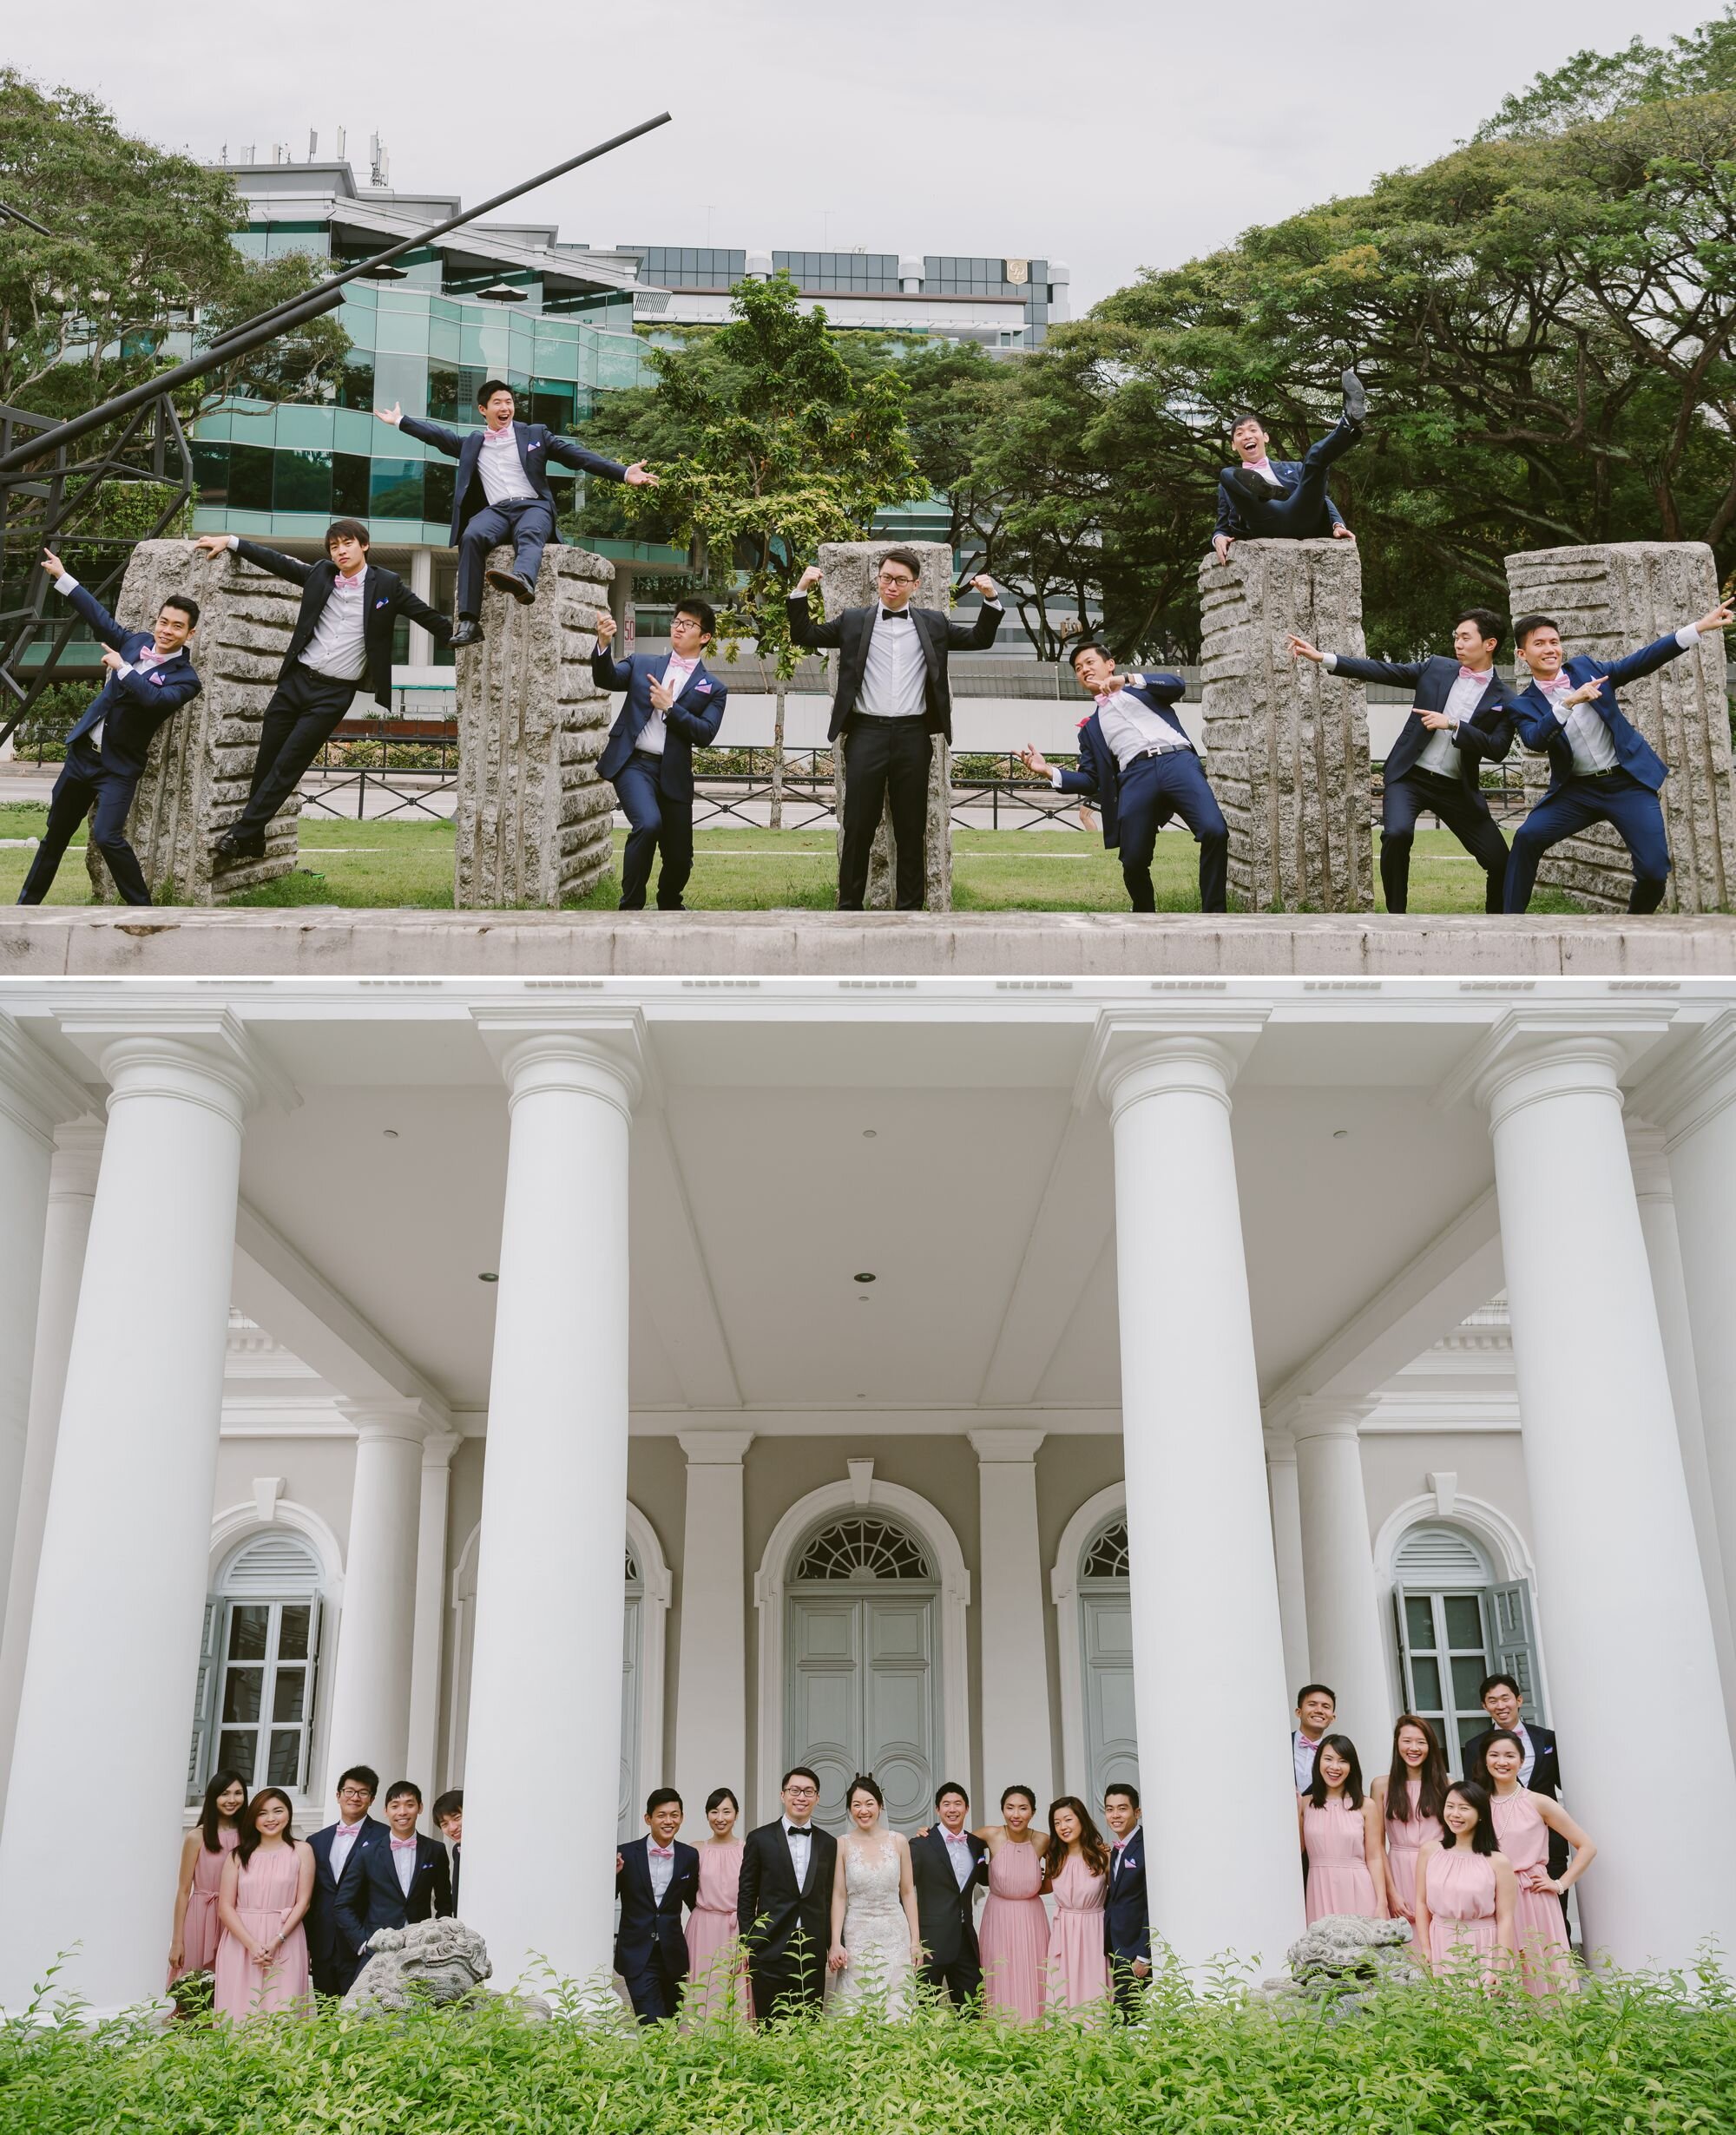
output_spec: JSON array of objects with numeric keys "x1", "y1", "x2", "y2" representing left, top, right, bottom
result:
[
  {"x1": 1078, "y1": 1516, "x2": 1137, "y2": 1805},
  {"x1": 1391, "y1": 1522, "x2": 1541, "y2": 1771},
  {"x1": 792, "y1": 1517, "x2": 933, "y2": 1583},
  {"x1": 190, "y1": 1533, "x2": 324, "y2": 1800}
]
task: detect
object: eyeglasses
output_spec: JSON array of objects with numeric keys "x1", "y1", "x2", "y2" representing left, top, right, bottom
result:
[{"x1": 784, "y1": 1785, "x2": 819, "y2": 1799}]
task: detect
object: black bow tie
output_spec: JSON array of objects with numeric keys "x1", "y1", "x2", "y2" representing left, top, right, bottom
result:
[{"x1": 879, "y1": 608, "x2": 911, "y2": 622}]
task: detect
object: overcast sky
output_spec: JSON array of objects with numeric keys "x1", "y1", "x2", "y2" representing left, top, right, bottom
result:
[{"x1": 10, "y1": 0, "x2": 1724, "y2": 311}]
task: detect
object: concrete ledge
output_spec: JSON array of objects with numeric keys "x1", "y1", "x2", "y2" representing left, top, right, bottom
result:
[{"x1": 3, "y1": 908, "x2": 1734, "y2": 977}]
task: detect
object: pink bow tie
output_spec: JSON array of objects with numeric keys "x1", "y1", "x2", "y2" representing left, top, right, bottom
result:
[
  {"x1": 1094, "y1": 691, "x2": 1117, "y2": 705},
  {"x1": 649, "y1": 1845, "x2": 674, "y2": 1858},
  {"x1": 1542, "y1": 673, "x2": 1574, "y2": 694},
  {"x1": 391, "y1": 1838, "x2": 417, "y2": 1850},
  {"x1": 1457, "y1": 666, "x2": 1486, "y2": 682}
]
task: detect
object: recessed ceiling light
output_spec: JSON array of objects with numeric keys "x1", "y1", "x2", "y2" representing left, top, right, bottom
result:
[
  {"x1": 383, "y1": 1129, "x2": 399, "y2": 1140},
  {"x1": 478, "y1": 1271, "x2": 498, "y2": 1283},
  {"x1": 862, "y1": 1129, "x2": 878, "y2": 1139},
  {"x1": 853, "y1": 1271, "x2": 876, "y2": 1284},
  {"x1": 1332, "y1": 1129, "x2": 1348, "y2": 1141}
]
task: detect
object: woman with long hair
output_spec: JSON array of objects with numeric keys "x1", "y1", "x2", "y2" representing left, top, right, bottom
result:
[
  {"x1": 827, "y1": 1774, "x2": 922, "y2": 2020},
  {"x1": 1041, "y1": 1797, "x2": 1110, "y2": 2015},
  {"x1": 1298, "y1": 1735, "x2": 1384, "y2": 1922},
  {"x1": 974, "y1": 1784, "x2": 1050, "y2": 2023},
  {"x1": 214, "y1": 1785, "x2": 314, "y2": 2020},
  {"x1": 1483, "y1": 1727, "x2": 1595, "y2": 1995},
  {"x1": 168, "y1": 1770, "x2": 247, "y2": 1992},
  {"x1": 1414, "y1": 1779, "x2": 1516, "y2": 1983},
  {"x1": 685, "y1": 1786, "x2": 751, "y2": 2023},
  {"x1": 1370, "y1": 1715, "x2": 1448, "y2": 1926}
]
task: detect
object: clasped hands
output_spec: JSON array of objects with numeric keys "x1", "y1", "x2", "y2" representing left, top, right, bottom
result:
[{"x1": 826, "y1": 1937, "x2": 925, "y2": 1973}]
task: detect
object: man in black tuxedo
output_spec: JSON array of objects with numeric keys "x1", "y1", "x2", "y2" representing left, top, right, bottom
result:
[
  {"x1": 736, "y1": 1765, "x2": 838, "y2": 2020},
  {"x1": 613, "y1": 1787, "x2": 700, "y2": 2024},
  {"x1": 332, "y1": 1779, "x2": 454, "y2": 1976},
  {"x1": 786, "y1": 546, "x2": 1003, "y2": 910},
  {"x1": 432, "y1": 1789, "x2": 463, "y2": 1913},
  {"x1": 193, "y1": 521, "x2": 450, "y2": 864},
  {"x1": 1288, "y1": 609, "x2": 1518, "y2": 913},
  {"x1": 907, "y1": 1781, "x2": 988, "y2": 2012},
  {"x1": 1101, "y1": 1783, "x2": 1152, "y2": 2013},
  {"x1": 1463, "y1": 1672, "x2": 1568, "y2": 1901},
  {"x1": 305, "y1": 1764, "x2": 384, "y2": 1997}
]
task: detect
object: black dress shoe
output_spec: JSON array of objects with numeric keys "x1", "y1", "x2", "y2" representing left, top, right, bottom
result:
[
  {"x1": 1229, "y1": 466, "x2": 1290, "y2": 505},
  {"x1": 485, "y1": 568, "x2": 536, "y2": 605},
  {"x1": 214, "y1": 830, "x2": 266, "y2": 863},
  {"x1": 450, "y1": 619, "x2": 484, "y2": 647},
  {"x1": 1340, "y1": 368, "x2": 1368, "y2": 426}
]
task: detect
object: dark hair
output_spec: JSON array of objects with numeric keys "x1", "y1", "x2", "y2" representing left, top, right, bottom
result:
[
  {"x1": 704, "y1": 1787, "x2": 740, "y2": 1818},
  {"x1": 238, "y1": 1785, "x2": 298, "y2": 1865},
  {"x1": 1307, "y1": 1733, "x2": 1365, "y2": 1810},
  {"x1": 1451, "y1": 608, "x2": 1504, "y2": 652},
  {"x1": 325, "y1": 517, "x2": 371, "y2": 554},
  {"x1": 877, "y1": 546, "x2": 924, "y2": 581},
  {"x1": 1103, "y1": 1783, "x2": 1141, "y2": 1812},
  {"x1": 999, "y1": 1784, "x2": 1036, "y2": 1813},
  {"x1": 781, "y1": 1765, "x2": 820, "y2": 1793},
  {"x1": 846, "y1": 1773, "x2": 884, "y2": 1810},
  {"x1": 646, "y1": 1787, "x2": 683, "y2": 1816},
  {"x1": 1476, "y1": 1726, "x2": 1528, "y2": 1788},
  {"x1": 1443, "y1": 1779, "x2": 1497, "y2": 1855},
  {"x1": 934, "y1": 1781, "x2": 969, "y2": 1810},
  {"x1": 1047, "y1": 1795, "x2": 1111, "y2": 1879},
  {"x1": 160, "y1": 594, "x2": 200, "y2": 626},
  {"x1": 338, "y1": 1765, "x2": 379, "y2": 1800},
  {"x1": 1385, "y1": 1714, "x2": 1450, "y2": 1825},
  {"x1": 1296, "y1": 1684, "x2": 1337, "y2": 1710},
  {"x1": 1513, "y1": 613, "x2": 1560, "y2": 647},
  {"x1": 1479, "y1": 1672, "x2": 1522, "y2": 1703},
  {"x1": 674, "y1": 596, "x2": 716, "y2": 639},
  {"x1": 1230, "y1": 411, "x2": 1266, "y2": 434},
  {"x1": 385, "y1": 1780, "x2": 422, "y2": 1809},
  {"x1": 1069, "y1": 639, "x2": 1115, "y2": 670},
  {"x1": 198, "y1": 1769, "x2": 249, "y2": 1853},
  {"x1": 477, "y1": 378, "x2": 515, "y2": 406},
  {"x1": 431, "y1": 1790, "x2": 463, "y2": 1826}
]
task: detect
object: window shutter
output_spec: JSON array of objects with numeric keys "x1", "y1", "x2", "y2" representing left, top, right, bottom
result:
[
  {"x1": 188, "y1": 1595, "x2": 222, "y2": 1799},
  {"x1": 1489, "y1": 1580, "x2": 1544, "y2": 1724},
  {"x1": 300, "y1": 1594, "x2": 323, "y2": 1793}
]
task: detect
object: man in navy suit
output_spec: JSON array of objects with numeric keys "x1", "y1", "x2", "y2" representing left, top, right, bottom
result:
[
  {"x1": 380, "y1": 380, "x2": 657, "y2": 645},
  {"x1": 1020, "y1": 641, "x2": 1229, "y2": 912},
  {"x1": 1505, "y1": 601, "x2": 1732, "y2": 913},
  {"x1": 613, "y1": 1788, "x2": 700, "y2": 2024},
  {"x1": 1102, "y1": 1784, "x2": 1151, "y2": 2013},
  {"x1": 592, "y1": 600, "x2": 727, "y2": 910},
  {"x1": 1210, "y1": 372, "x2": 1367, "y2": 568},
  {"x1": 908, "y1": 1782, "x2": 989, "y2": 2012},
  {"x1": 306, "y1": 1764, "x2": 385, "y2": 1997},
  {"x1": 1287, "y1": 608, "x2": 1519, "y2": 913},
  {"x1": 193, "y1": 521, "x2": 451, "y2": 864},
  {"x1": 17, "y1": 550, "x2": 201, "y2": 906},
  {"x1": 332, "y1": 1780, "x2": 454, "y2": 1978}
]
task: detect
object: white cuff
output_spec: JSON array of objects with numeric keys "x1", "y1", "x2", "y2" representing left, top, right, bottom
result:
[
  {"x1": 1678, "y1": 623, "x2": 1701, "y2": 648},
  {"x1": 980, "y1": 598, "x2": 1003, "y2": 610},
  {"x1": 1321, "y1": 652, "x2": 1337, "y2": 672},
  {"x1": 114, "y1": 661, "x2": 135, "y2": 679},
  {"x1": 53, "y1": 572, "x2": 78, "y2": 595},
  {"x1": 1126, "y1": 673, "x2": 1144, "y2": 689},
  {"x1": 227, "y1": 534, "x2": 240, "y2": 551},
  {"x1": 1049, "y1": 767, "x2": 1064, "y2": 790}
]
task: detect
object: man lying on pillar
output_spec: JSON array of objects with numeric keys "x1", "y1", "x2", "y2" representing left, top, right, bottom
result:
[
  {"x1": 378, "y1": 381, "x2": 657, "y2": 646},
  {"x1": 1210, "y1": 372, "x2": 1367, "y2": 568}
]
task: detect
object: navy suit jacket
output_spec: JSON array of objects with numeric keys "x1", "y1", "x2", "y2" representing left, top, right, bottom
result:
[
  {"x1": 593, "y1": 649, "x2": 727, "y2": 799},
  {"x1": 1511, "y1": 636, "x2": 1690, "y2": 794},
  {"x1": 332, "y1": 1830, "x2": 453, "y2": 1961},
  {"x1": 1050, "y1": 675, "x2": 1195, "y2": 851},
  {"x1": 58, "y1": 581, "x2": 201, "y2": 778},
  {"x1": 1323, "y1": 653, "x2": 1516, "y2": 790},
  {"x1": 614, "y1": 1835, "x2": 700, "y2": 1978},
  {"x1": 786, "y1": 595, "x2": 1003, "y2": 741},
  {"x1": 398, "y1": 415, "x2": 628, "y2": 546},
  {"x1": 1213, "y1": 462, "x2": 1345, "y2": 544},
  {"x1": 1105, "y1": 1826, "x2": 1151, "y2": 1966},
  {"x1": 907, "y1": 1828, "x2": 988, "y2": 1968},
  {"x1": 232, "y1": 540, "x2": 450, "y2": 710},
  {"x1": 305, "y1": 1816, "x2": 385, "y2": 1978}
]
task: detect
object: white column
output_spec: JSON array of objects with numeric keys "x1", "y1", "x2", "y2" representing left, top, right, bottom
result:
[
  {"x1": 406, "y1": 546, "x2": 435, "y2": 669},
  {"x1": 1094, "y1": 1011, "x2": 1303, "y2": 1973},
  {"x1": 1263, "y1": 1427, "x2": 1310, "y2": 1706},
  {"x1": 1289, "y1": 1400, "x2": 1395, "y2": 1759},
  {"x1": 462, "y1": 1014, "x2": 641, "y2": 1991},
  {"x1": 674, "y1": 1432, "x2": 753, "y2": 1819},
  {"x1": 406, "y1": 1431, "x2": 461, "y2": 1816},
  {"x1": 1464, "y1": 1015, "x2": 1736, "y2": 1969},
  {"x1": 0, "y1": 1016, "x2": 273, "y2": 2014},
  {"x1": 969, "y1": 1429, "x2": 1055, "y2": 1807},
  {"x1": 0, "y1": 1119, "x2": 103, "y2": 1806},
  {"x1": 324, "y1": 1401, "x2": 438, "y2": 1795}
]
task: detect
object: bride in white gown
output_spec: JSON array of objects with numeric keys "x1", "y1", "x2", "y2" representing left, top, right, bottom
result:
[{"x1": 826, "y1": 1774, "x2": 924, "y2": 2019}]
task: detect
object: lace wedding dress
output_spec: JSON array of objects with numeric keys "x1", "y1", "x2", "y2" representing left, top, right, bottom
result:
[{"x1": 831, "y1": 1831, "x2": 913, "y2": 2019}]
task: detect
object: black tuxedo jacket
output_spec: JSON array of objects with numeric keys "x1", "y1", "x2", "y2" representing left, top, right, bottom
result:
[
  {"x1": 332, "y1": 1830, "x2": 453, "y2": 1960},
  {"x1": 786, "y1": 595, "x2": 1003, "y2": 742},
  {"x1": 1464, "y1": 1722, "x2": 1562, "y2": 1800},
  {"x1": 306, "y1": 1816, "x2": 385, "y2": 1978},
  {"x1": 907, "y1": 1828, "x2": 987, "y2": 1968},
  {"x1": 398, "y1": 414, "x2": 628, "y2": 546},
  {"x1": 614, "y1": 1835, "x2": 700, "y2": 1977},
  {"x1": 1323, "y1": 652, "x2": 1516, "y2": 790},
  {"x1": 736, "y1": 1820, "x2": 838, "y2": 1971},
  {"x1": 233, "y1": 539, "x2": 450, "y2": 710}
]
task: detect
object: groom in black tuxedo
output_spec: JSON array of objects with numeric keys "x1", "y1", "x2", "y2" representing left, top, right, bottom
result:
[
  {"x1": 614, "y1": 1788, "x2": 700, "y2": 2023},
  {"x1": 908, "y1": 1781, "x2": 988, "y2": 2012},
  {"x1": 736, "y1": 1765, "x2": 838, "y2": 2020}
]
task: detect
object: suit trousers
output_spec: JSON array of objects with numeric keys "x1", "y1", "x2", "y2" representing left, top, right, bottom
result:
[
  {"x1": 1505, "y1": 768, "x2": 1670, "y2": 914},
  {"x1": 1230, "y1": 417, "x2": 1361, "y2": 540},
  {"x1": 1381, "y1": 767, "x2": 1509, "y2": 914},
  {"x1": 1115, "y1": 749, "x2": 1229, "y2": 912},
  {"x1": 620, "y1": 1944, "x2": 684, "y2": 2025},
  {"x1": 234, "y1": 663, "x2": 359, "y2": 838},
  {"x1": 748, "y1": 1940, "x2": 829, "y2": 2022},
  {"x1": 919, "y1": 1953, "x2": 983, "y2": 2013},
  {"x1": 613, "y1": 752, "x2": 694, "y2": 909},
  {"x1": 1109, "y1": 1955, "x2": 1148, "y2": 2017},
  {"x1": 839, "y1": 716, "x2": 931, "y2": 910},
  {"x1": 17, "y1": 743, "x2": 148, "y2": 904},
  {"x1": 457, "y1": 496, "x2": 556, "y2": 615}
]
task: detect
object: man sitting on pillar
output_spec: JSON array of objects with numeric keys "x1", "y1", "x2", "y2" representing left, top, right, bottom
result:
[
  {"x1": 194, "y1": 521, "x2": 452, "y2": 865},
  {"x1": 1018, "y1": 642, "x2": 1229, "y2": 913},
  {"x1": 1286, "y1": 609, "x2": 1518, "y2": 914},
  {"x1": 1504, "y1": 600, "x2": 1733, "y2": 915},
  {"x1": 787, "y1": 547, "x2": 1003, "y2": 911},
  {"x1": 16, "y1": 549, "x2": 201, "y2": 906},
  {"x1": 1209, "y1": 372, "x2": 1367, "y2": 568},
  {"x1": 592, "y1": 599, "x2": 727, "y2": 911},
  {"x1": 378, "y1": 381, "x2": 657, "y2": 647}
]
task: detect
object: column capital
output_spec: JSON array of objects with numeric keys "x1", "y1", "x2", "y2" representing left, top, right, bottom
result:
[
  {"x1": 420, "y1": 1429, "x2": 464, "y2": 1471},
  {"x1": 0, "y1": 1015, "x2": 98, "y2": 1149},
  {"x1": 56, "y1": 1007, "x2": 298, "y2": 1127},
  {"x1": 1272, "y1": 1396, "x2": 1378, "y2": 1443},
  {"x1": 47, "y1": 1116, "x2": 106, "y2": 1199},
  {"x1": 1623, "y1": 1118, "x2": 1673, "y2": 1201},
  {"x1": 1629, "y1": 1007, "x2": 1736, "y2": 1148},
  {"x1": 1435, "y1": 1003, "x2": 1674, "y2": 1126},
  {"x1": 1262, "y1": 1424, "x2": 1299, "y2": 1465},
  {"x1": 335, "y1": 1396, "x2": 450, "y2": 1445},
  {"x1": 676, "y1": 1429, "x2": 755, "y2": 1465},
  {"x1": 967, "y1": 1428, "x2": 1047, "y2": 1464},
  {"x1": 472, "y1": 1007, "x2": 648, "y2": 1122},
  {"x1": 1080, "y1": 1005, "x2": 1270, "y2": 1120}
]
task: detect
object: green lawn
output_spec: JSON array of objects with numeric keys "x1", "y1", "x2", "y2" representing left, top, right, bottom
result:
[{"x1": 0, "y1": 805, "x2": 1581, "y2": 915}]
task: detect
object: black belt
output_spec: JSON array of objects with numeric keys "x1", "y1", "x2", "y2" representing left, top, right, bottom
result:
[{"x1": 1127, "y1": 746, "x2": 1186, "y2": 765}]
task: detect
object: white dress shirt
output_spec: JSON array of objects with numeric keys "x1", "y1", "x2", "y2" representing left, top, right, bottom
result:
[
  {"x1": 1541, "y1": 623, "x2": 1701, "y2": 777},
  {"x1": 1111, "y1": 1823, "x2": 1142, "y2": 1875},
  {"x1": 391, "y1": 1837, "x2": 418, "y2": 1897},
  {"x1": 218, "y1": 533, "x2": 367, "y2": 681},
  {"x1": 647, "y1": 1838, "x2": 676, "y2": 1904},
  {"x1": 783, "y1": 1819, "x2": 814, "y2": 1884},
  {"x1": 1324, "y1": 653, "x2": 1494, "y2": 777},
  {"x1": 1506, "y1": 1722, "x2": 1538, "y2": 1788},
  {"x1": 1293, "y1": 1729, "x2": 1325, "y2": 1792},
  {"x1": 329, "y1": 1817, "x2": 366, "y2": 1881},
  {"x1": 858, "y1": 601, "x2": 929, "y2": 719},
  {"x1": 635, "y1": 651, "x2": 699, "y2": 758},
  {"x1": 476, "y1": 422, "x2": 537, "y2": 508},
  {"x1": 940, "y1": 1826, "x2": 976, "y2": 1890},
  {"x1": 1048, "y1": 679, "x2": 1189, "y2": 786}
]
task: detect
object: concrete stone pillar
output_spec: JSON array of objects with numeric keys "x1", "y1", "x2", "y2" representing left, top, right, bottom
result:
[
  {"x1": 970, "y1": 1430, "x2": 1055, "y2": 1809},
  {"x1": 83, "y1": 540, "x2": 301, "y2": 905},
  {"x1": 1264, "y1": 1426, "x2": 1311, "y2": 1708},
  {"x1": 406, "y1": 1430, "x2": 461, "y2": 1813},
  {"x1": 1289, "y1": 1400, "x2": 1395, "y2": 1757},
  {"x1": 674, "y1": 1432, "x2": 752, "y2": 1821},
  {"x1": 1503, "y1": 543, "x2": 1736, "y2": 913},
  {"x1": 406, "y1": 547, "x2": 437, "y2": 670},
  {"x1": 1197, "y1": 537, "x2": 1374, "y2": 912},
  {"x1": 820, "y1": 540, "x2": 954, "y2": 911},
  {"x1": 451, "y1": 544, "x2": 616, "y2": 910}
]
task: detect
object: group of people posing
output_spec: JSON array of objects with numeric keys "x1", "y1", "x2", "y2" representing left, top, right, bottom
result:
[{"x1": 18, "y1": 371, "x2": 1729, "y2": 918}]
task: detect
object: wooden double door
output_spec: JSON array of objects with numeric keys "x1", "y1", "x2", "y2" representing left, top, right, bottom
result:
[{"x1": 786, "y1": 1586, "x2": 939, "y2": 1834}]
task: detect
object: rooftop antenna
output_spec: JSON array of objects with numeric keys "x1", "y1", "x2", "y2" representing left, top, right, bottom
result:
[
  {"x1": 369, "y1": 133, "x2": 390, "y2": 187},
  {"x1": 308, "y1": 129, "x2": 319, "y2": 159},
  {"x1": 336, "y1": 125, "x2": 346, "y2": 161}
]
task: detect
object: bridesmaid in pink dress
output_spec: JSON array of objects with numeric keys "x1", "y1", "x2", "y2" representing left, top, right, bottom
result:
[
  {"x1": 1483, "y1": 1730, "x2": 1595, "y2": 1996},
  {"x1": 974, "y1": 1785, "x2": 1050, "y2": 2023},
  {"x1": 214, "y1": 1787, "x2": 314, "y2": 2021},
  {"x1": 168, "y1": 1769, "x2": 247, "y2": 1991},
  {"x1": 1370, "y1": 1716, "x2": 1447, "y2": 1928},
  {"x1": 685, "y1": 1787, "x2": 752, "y2": 2023},
  {"x1": 1298, "y1": 1735, "x2": 1384, "y2": 1922},
  {"x1": 1040, "y1": 1798, "x2": 1110, "y2": 2016},
  {"x1": 1415, "y1": 1781, "x2": 1516, "y2": 1985}
]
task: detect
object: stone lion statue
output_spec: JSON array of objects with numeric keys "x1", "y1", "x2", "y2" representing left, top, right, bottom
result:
[
  {"x1": 343, "y1": 1917, "x2": 493, "y2": 2012},
  {"x1": 1255, "y1": 1911, "x2": 1424, "y2": 2017}
]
